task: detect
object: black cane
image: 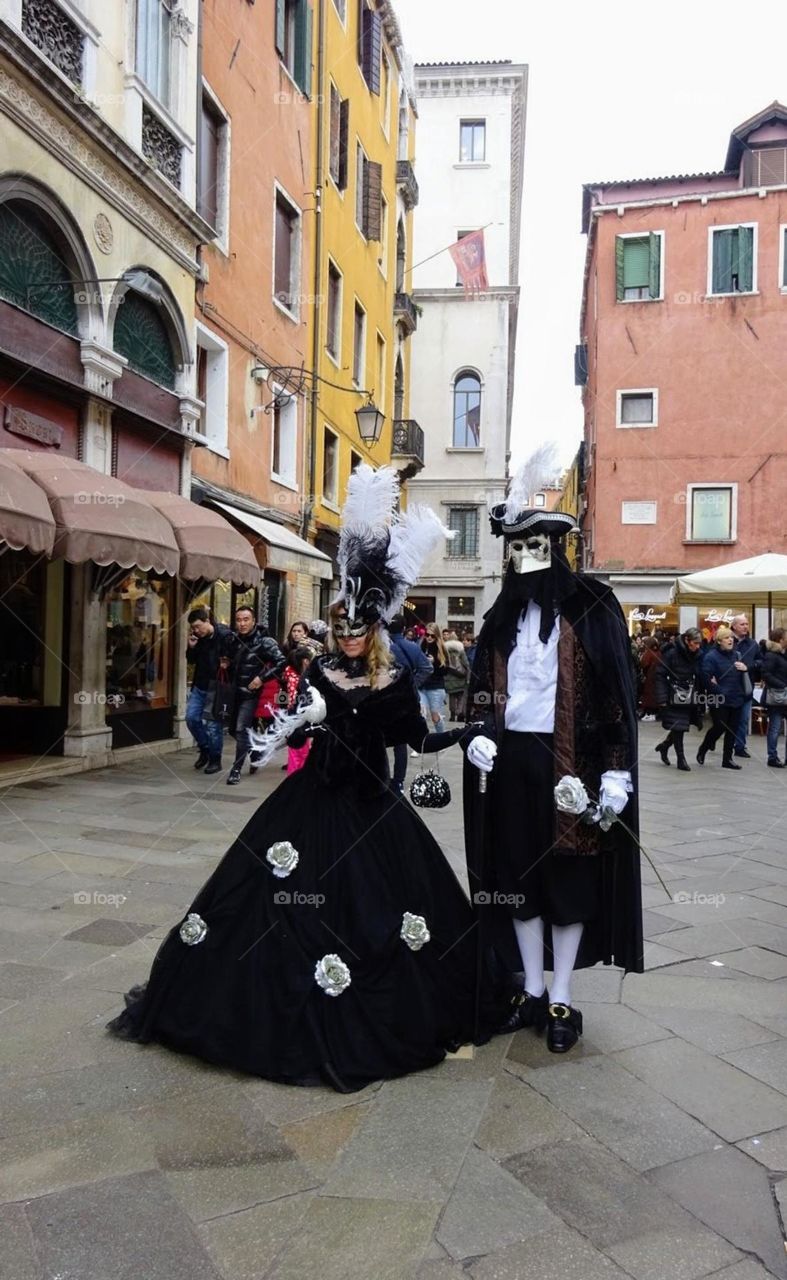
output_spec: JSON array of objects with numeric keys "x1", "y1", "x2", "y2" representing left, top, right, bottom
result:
[{"x1": 473, "y1": 765, "x2": 487, "y2": 1040}]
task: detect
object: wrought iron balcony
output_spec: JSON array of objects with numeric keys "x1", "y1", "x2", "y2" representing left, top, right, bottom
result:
[
  {"x1": 395, "y1": 159, "x2": 419, "y2": 210},
  {"x1": 394, "y1": 291, "x2": 418, "y2": 334},
  {"x1": 391, "y1": 419, "x2": 424, "y2": 471}
]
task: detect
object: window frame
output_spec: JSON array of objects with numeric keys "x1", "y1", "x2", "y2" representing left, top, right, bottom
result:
[
  {"x1": 779, "y1": 224, "x2": 787, "y2": 292},
  {"x1": 322, "y1": 426, "x2": 340, "y2": 509},
  {"x1": 272, "y1": 182, "x2": 302, "y2": 321},
  {"x1": 378, "y1": 191, "x2": 388, "y2": 277},
  {"x1": 194, "y1": 321, "x2": 229, "y2": 457},
  {"x1": 135, "y1": 0, "x2": 173, "y2": 109},
  {"x1": 707, "y1": 223, "x2": 758, "y2": 298},
  {"x1": 198, "y1": 82, "x2": 231, "y2": 252},
  {"x1": 446, "y1": 506, "x2": 480, "y2": 559},
  {"x1": 459, "y1": 118, "x2": 486, "y2": 163},
  {"x1": 451, "y1": 369, "x2": 483, "y2": 449},
  {"x1": 352, "y1": 297, "x2": 366, "y2": 388},
  {"x1": 355, "y1": 140, "x2": 367, "y2": 237},
  {"x1": 375, "y1": 330, "x2": 386, "y2": 405},
  {"x1": 325, "y1": 257, "x2": 343, "y2": 366},
  {"x1": 616, "y1": 388, "x2": 658, "y2": 429},
  {"x1": 616, "y1": 230, "x2": 664, "y2": 303},
  {"x1": 270, "y1": 383, "x2": 298, "y2": 489},
  {"x1": 685, "y1": 483, "x2": 738, "y2": 544}
]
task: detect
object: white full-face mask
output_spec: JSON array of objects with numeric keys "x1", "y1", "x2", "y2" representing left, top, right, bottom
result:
[{"x1": 507, "y1": 534, "x2": 551, "y2": 575}]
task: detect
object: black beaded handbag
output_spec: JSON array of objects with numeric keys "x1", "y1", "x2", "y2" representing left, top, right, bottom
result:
[{"x1": 409, "y1": 746, "x2": 451, "y2": 809}]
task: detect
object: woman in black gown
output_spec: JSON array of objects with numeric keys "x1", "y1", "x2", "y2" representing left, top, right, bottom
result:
[{"x1": 108, "y1": 466, "x2": 499, "y2": 1092}]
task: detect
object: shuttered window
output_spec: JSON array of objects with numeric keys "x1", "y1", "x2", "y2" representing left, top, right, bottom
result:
[
  {"x1": 615, "y1": 234, "x2": 662, "y2": 301},
  {"x1": 274, "y1": 191, "x2": 300, "y2": 314},
  {"x1": 710, "y1": 226, "x2": 755, "y2": 294},
  {"x1": 275, "y1": 0, "x2": 312, "y2": 97},
  {"x1": 329, "y1": 86, "x2": 349, "y2": 189},
  {"x1": 326, "y1": 261, "x2": 341, "y2": 359},
  {"x1": 358, "y1": 0, "x2": 381, "y2": 93}
]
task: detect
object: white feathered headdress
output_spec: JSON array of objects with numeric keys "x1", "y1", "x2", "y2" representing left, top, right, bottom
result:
[{"x1": 334, "y1": 463, "x2": 452, "y2": 623}]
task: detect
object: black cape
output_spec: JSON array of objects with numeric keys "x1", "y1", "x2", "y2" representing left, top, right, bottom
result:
[{"x1": 463, "y1": 574, "x2": 644, "y2": 976}]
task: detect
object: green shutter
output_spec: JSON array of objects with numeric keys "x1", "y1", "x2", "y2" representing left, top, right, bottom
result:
[
  {"x1": 736, "y1": 225, "x2": 754, "y2": 291},
  {"x1": 622, "y1": 238, "x2": 650, "y2": 289},
  {"x1": 294, "y1": 0, "x2": 312, "y2": 97},
  {"x1": 275, "y1": 0, "x2": 286, "y2": 55},
  {"x1": 712, "y1": 228, "x2": 734, "y2": 293},
  {"x1": 648, "y1": 232, "x2": 661, "y2": 298},
  {"x1": 615, "y1": 237, "x2": 624, "y2": 301}
]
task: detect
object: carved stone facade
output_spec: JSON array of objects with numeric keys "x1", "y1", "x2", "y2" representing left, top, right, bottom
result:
[{"x1": 141, "y1": 103, "x2": 183, "y2": 188}]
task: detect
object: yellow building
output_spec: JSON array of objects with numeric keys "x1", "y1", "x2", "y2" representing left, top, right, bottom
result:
[
  {"x1": 308, "y1": 0, "x2": 420, "y2": 588},
  {"x1": 557, "y1": 444, "x2": 583, "y2": 570}
]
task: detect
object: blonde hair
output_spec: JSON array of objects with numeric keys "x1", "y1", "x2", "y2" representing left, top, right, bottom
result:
[
  {"x1": 424, "y1": 624, "x2": 448, "y2": 667},
  {"x1": 327, "y1": 607, "x2": 391, "y2": 688},
  {"x1": 715, "y1": 625, "x2": 733, "y2": 644}
]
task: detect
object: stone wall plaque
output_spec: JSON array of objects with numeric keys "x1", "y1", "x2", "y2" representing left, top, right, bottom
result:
[{"x1": 4, "y1": 406, "x2": 64, "y2": 448}]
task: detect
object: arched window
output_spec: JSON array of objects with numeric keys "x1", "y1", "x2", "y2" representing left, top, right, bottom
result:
[
  {"x1": 452, "y1": 370, "x2": 481, "y2": 447},
  {"x1": 114, "y1": 290, "x2": 176, "y2": 389},
  {"x1": 0, "y1": 202, "x2": 79, "y2": 336}
]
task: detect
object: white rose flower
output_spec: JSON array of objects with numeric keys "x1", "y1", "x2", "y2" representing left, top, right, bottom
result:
[
  {"x1": 401, "y1": 912, "x2": 431, "y2": 951},
  {"x1": 314, "y1": 953, "x2": 351, "y2": 997},
  {"x1": 179, "y1": 913, "x2": 207, "y2": 945},
  {"x1": 554, "y1": 775, "x2": 590, "y2": 816},
  {"x1": 266, "y1": 840, "x2": 300, "y2": 879}
]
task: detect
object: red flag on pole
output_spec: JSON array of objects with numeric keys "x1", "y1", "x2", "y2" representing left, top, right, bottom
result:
[{"x1": 448, "y1": 229, "x2": 489, "y2": 296}]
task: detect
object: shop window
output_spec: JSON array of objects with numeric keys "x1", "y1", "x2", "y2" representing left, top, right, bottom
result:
[
  {"x1": 447, "y1": 507, "x2": 479, "y2": 558},
  {"x1": 196, "y1": 323, "x2": 228, "y2": 451},
  {"x1": 709, "y1": 225, "x2": 756, "y2": 295},
  {"x1": 615, "y1": 232, "x2": 663, "y2": 301},
  {"x1": 136, "y1": 0, "x2": 172, "y2": 107},
  {"x1": 323, "y1": 427, "x2": 339, "y2": 506},
  {"x1": 459, "y1": 119, "x2": 485, "y2": 162},
  {"x1": 452, "y1": 371, "x2": 481, "y2": 447},
  {"x1": 686, "y1": 485, "x2": 737, "y2": 542},
  {"x1": 447, "y1": 595, "x2": 475, "y2": 617},
  {"x1": 273, "y1": 187, "x2": 301, "y2": 317},
  {"x1": 0, "y1": 202, "x2": 79, "y2": 336},
  {"x1": 616, "y1": 389, "x2": 657, "y2": 428},
  {"x1": 0, "y1": 551, "x2": 47, "y2": 704},
  {"x1": 105, "y1": 573, "x2": 173, "y2": 714},
  {"x1": 114, "y1": 291, "x2": 176, "y2": 389}
]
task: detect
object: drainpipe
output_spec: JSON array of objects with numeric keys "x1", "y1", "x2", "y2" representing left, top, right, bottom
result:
[{"x1": 304, "y1": 0, "x2": 325, "y2": 542}]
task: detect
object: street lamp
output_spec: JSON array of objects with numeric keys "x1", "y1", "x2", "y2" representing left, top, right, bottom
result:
[{"x1": 354, "y1": 399, "x2": 385, "y2": 445}]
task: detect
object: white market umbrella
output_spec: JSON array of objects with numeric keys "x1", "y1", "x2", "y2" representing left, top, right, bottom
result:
[{"x1": 674, "y1": 553, "x2": 787, "y2": 624}]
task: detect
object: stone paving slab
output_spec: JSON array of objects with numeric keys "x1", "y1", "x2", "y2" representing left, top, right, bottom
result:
[
  {"x1": 435, "y1": 1145, "x2": 560, "y2": 1259},
  {"x1": 268, "y1": 1195, "x2": 441, "y2": 1280},
  {"x1": 722, "y1": 1039, "x2": 787, "y2": 1094},
  {"x1": 736, "y1": 1125, "x2": 787, "y2": 1172},
  {"x1": 648, "y1": 1146, "x2": 787, "y2": 1279},
  {"x1": 466, "y1": 1225, "x2": 633, "y2": 1280}
]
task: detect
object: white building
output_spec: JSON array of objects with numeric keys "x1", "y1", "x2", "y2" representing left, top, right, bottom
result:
[{"x1": 407, "y1": 60, "x2": 527, "y2": 634}]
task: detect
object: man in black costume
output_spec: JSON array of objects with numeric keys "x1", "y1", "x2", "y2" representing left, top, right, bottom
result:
[{"x1": 464, "y1": 492, "x2": 643, "y2": 1053}]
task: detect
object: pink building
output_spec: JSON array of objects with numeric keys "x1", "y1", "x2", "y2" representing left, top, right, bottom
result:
[{"x1": 578, "y1": 102, "x2": 787, "y2": 637}]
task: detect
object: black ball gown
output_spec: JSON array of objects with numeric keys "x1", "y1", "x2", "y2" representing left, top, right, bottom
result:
[{"x1": 108, "y1": 655, "x2": 500, "y2": 1093}]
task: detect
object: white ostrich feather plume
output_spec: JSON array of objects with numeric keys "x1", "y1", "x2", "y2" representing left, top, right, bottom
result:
[
  {"x1": 247, "y1": 688, "x2": 327, "y2": 769},
  {"x1": 502, "y1": 460, "x2": 531, "y2": 523},
  {"x1": 340, "y1": 463, "x2": 399, "y2": 534},
  {"x1": 386, "y1": 504, "x2": 453, "y2": 619}
]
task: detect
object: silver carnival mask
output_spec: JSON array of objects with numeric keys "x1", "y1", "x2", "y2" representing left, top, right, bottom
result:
[
  {"x1": 508, "y1": 534, "x2": 552, "y2": 574},
  {"x1": 331, "y1": 615, "x2": 370, "y2": 640}
]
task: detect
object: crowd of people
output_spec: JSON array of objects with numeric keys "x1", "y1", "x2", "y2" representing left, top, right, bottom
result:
[
  {"x1": 632, "y1": 614, "x2": 787, "y2": 771},
  {"x1": 186, "y1": 605, "x2": 479, "y2": 789}
]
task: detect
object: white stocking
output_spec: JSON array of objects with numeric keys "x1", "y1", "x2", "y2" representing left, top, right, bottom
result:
[
  {"x1": 513, "y1": 916, "x2": 545, "y2": 998},
  {"x1": 549, "y1": 922, "x2": 583, "y2": 1006}
]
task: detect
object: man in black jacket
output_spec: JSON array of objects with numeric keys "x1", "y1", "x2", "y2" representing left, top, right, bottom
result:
[
  {"x1": 227, "y1": 605, "x2": 285, "y2": 785},
  {"x1": 186, "y1": 607, "x2": 234, "y2": 774},
  {"x1": 731, "y1": 614, "x2": 760, "y2": 758}
]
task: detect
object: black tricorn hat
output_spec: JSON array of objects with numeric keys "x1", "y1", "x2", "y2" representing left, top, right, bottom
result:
[{"x1": 489, "y1": 505, "x2": 578, "y2": 539}]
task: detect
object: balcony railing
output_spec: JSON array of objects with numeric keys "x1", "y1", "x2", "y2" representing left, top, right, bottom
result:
[
  {"x1": 391, "y1": 419, "x2": 424, "y2": 469},
  {"x1": 394, "y1": 291, "x2": 418, "y2": 334},
  {"x1": 395, "y1": 159, "x2": 419, "y2": 210}
]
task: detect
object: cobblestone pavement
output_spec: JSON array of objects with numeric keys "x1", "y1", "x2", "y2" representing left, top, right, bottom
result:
[{"x1": 0, "y1": 722, "x2": 786, "y2": 1280}]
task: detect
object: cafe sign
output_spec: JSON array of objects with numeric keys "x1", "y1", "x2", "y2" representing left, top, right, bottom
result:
[
  {"x1": 703, "y1": 608, "x2": 736, "y2": 624},
  {"x1": 629, "y1": 608, "x2": 667, "y2": 624}
]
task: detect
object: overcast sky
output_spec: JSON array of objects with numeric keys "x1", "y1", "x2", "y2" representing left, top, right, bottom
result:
[{"x1": 393, "y1": 0, "x2": 787, "y2": 471}]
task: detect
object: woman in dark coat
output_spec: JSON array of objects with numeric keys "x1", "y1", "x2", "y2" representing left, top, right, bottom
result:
[
  {"x1": 639, "y1": 637, "x2": 662, "y2": 720},
  {"x1": 696, "y1": 625, "x2": 749, "y2": 769},
  {"x1": 761, "y1": 628, "x2": 787, "y2": 767},
  {"x1": 653, "y1": 628, "x2": 703, "y2": 770}
]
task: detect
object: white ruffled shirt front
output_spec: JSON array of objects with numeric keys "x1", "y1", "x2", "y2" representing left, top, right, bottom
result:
[{"x1": 505, "y1": 604, "x2": 559, "y2": 733}]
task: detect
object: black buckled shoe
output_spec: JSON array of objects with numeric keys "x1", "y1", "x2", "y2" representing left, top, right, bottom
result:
[
  {"x1": 546, "y1": 1003, "x2": 583, "y2": 1054},
  {"x1": 495, "y1": 989, "x2": 549, "y2": 1035}
]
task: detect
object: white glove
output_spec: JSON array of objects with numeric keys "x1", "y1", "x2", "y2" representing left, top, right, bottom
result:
[
  {"x1": 599, "y1": 770, "x2": 632, "y2": 816},
  {"x1": 467, "y1": 735, "x2": 497, "y2": 774}
]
